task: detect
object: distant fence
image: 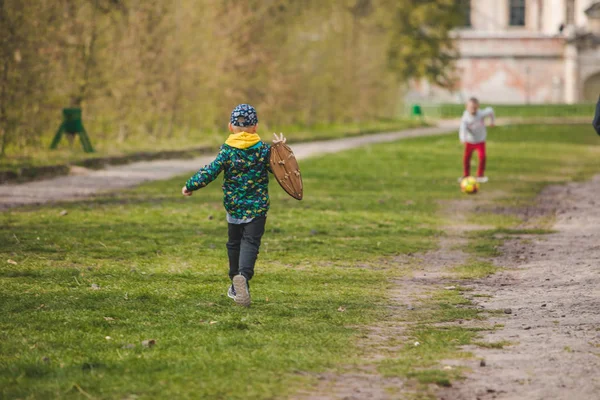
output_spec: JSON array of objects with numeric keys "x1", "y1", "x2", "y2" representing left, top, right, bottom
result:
[{"x1": 404, "y1": 103, "x2": 596, "y2": 119}]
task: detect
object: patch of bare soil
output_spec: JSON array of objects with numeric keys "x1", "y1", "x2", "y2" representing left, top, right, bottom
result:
[
  {"x1": 438, "y1": 176, "x2": 600, "y2": 400},
  {"x1": 480, "y1": 184, "x2": 571, "y2": 224},
  {"x1": 293, "y1": 369, "x2": 410, "y2": 400},
  {"x1": 294, "y1": 205, "x2": 474, "y2": 399},
  {"x1": 296, "y1": 176, "x2": 600, "y2": 400}
]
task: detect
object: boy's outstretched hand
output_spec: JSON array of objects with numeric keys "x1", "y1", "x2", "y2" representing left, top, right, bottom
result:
[
  {"x1": 182, "y1": 186, "x2": 193, "y2": 196},
  {"x1": 273, "y1": 133, "x2": 287, "y2": 144}
]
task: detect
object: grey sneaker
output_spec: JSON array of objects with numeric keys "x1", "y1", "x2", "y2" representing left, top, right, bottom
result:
[
  {"x1": 232, "y1": 275, "x2": 251, "y2": 307},
  {"x1": 476, "y1": 176, "x2": 489, "y2": 183},
  {"x1": 227, "y1": 285, "x2": 236, "y2": 300}
]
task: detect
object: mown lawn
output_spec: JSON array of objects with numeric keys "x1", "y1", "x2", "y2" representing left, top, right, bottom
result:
[
  {"x1": 1, "y1": 124, "x2": 599, "y2": 399},
  {"x1": 0, "y1": 119, "x2": 425, "y2": 173},
  {"x1": 434, "y1": 103, "x2": 595, "y2": 119}
]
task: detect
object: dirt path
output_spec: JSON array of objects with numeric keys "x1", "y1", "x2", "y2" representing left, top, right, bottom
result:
[
  {"x1": 293, "y1": 213, "x2": 476, "y2": 400},
  {"x1": 294, "y1": 176, "x2": 600, "y2": 400},
  {"x1": 0, "y1": 125, "x2": 452, "y2": 210},
  {"x1": 439, "y1": 177, "x2": 600, "y2": 400}
]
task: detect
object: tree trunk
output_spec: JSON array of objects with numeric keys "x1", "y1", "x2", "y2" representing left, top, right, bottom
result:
[
  {"x1": 0, "y1": 0, "x2": 11, "y2": 156},
  {"x1": 73, "y1": 0, "x2": 99, "y2": 107},
  {"x1": 0, "y1": 59, "x2": 9, "y2": 156}
]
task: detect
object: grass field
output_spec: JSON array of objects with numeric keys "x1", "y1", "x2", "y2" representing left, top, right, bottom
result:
[
  {"x1": 0, "y1": 119, "x2": 425, "y2": 173},
  {"x1": 419, "y1": 103, "x2": 595, "y2": 119},
  {"x1": 1, "y1": 124, "x2": 599, "y2": 399}
]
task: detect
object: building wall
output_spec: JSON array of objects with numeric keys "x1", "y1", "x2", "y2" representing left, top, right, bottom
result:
[
  {"x1": 406, "y1": 1, "x2": 600, "y2": 104},
  {"x1": 576, "y1": 0, "x2": 599, "y2": 27},
  {"x1": 406, "y1": 55, "x2": 564, "y2": 104},
  {"x1": 581, "y1": 52, "x2": 600, "y2": 80},
  {"x1": 456, "y1": 57, "x2": 565, "y2": 103},
  {"x1": 546, "y1": 0, "x2": 564, "y2": 33},
  {"x1": 469, "y1": 0, "x2": 566, "y2": 34},
  {"x1": 428, "y1": 36, "x2": 566, "y2": 104},
  {"x1": 477, "y1": 0, "x2": 600, "y2": 34},
  {"x1": 583, "y1": 71, "x2": 600, "y2": 101},
  {"x1": 469, "y1": 0, "x2": 509, "y2": 32},
  {"x1": 458, "y1": 36, "x2": 565, "y2": 58},
  {"x1": 458, "y1": 36, "x2": 565, "y2": 103}
]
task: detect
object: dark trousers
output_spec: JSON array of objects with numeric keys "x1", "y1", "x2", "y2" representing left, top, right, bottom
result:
[{"x1": 226, "y1": 217, "x2": 266, "y2": 282}]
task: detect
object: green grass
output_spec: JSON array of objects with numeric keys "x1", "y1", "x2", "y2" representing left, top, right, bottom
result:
[
  {"x1": 1, "y1": 124, "x2": 600, "y2": 398},
  {"x1": 410, "y1": 288, "x2": 483, "y2": 324},
  {"x1": 0, "y1": 119, "x2": 425, "y2": 173},
  {"x1": 453, "y1": 260, "x2": 500, "y2": 279},
  {"x1": 273, "y1": 118, "x2": 426, "y2": 142},
  {"x1": 378, "y1": 287, "x2": 480, "y2": 388},
  {"x1": 430, "y1": 103, "x2": 595, "y2": 119}
]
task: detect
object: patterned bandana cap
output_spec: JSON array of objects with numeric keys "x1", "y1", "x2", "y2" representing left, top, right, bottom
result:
[{"x1": 230, "y1": 104, "x2": 258, "y2": 127}]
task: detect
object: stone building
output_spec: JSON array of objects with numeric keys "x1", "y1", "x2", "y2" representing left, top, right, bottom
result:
[{"x1": 411, "y1": 0, "x2": 600, "y2": 104}]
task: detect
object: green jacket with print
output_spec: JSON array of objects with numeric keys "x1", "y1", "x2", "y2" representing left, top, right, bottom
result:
[{"x1": 185, "y1": 142, "x2": 271, "y2": 220}]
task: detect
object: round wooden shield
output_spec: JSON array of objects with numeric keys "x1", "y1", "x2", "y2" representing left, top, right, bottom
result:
[{"x1": 270, "y1": 142, "x2": 303, "y2": 200}]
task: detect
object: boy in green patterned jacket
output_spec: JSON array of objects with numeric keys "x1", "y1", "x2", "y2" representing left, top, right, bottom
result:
[{"x1": 181, "y1": 104, "x2": 285, "y2": 307}]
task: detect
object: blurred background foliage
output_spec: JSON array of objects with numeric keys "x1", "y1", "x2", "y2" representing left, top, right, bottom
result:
[{"x1": 0, "y1": 0, "x2": 461, "y2": 157}]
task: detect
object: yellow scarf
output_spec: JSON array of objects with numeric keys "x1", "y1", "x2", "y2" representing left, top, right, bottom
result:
[{"x1": 225, "y1": 132, "x2": 261, "y2": 149}]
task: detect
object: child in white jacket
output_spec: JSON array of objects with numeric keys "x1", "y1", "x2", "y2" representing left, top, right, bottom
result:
[{"x1": 459, "y1": 97, "x2": 495, "y2": 183}]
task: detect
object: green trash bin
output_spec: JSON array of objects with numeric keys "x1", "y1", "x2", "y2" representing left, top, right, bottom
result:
[
  {"x1": 411, "y1": 104, "x2": 423, "y2": 117},
  {"x1": 50, "y1": 108, "x2": 94, "y2": 153}
]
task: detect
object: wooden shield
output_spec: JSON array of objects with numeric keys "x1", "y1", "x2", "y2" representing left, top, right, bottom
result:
[{"x1": 270, "y1": 142, "x2": 303, "y2": 200}]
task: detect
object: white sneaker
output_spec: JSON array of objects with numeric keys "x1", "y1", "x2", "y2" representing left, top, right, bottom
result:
[
  {"x1": 457, "y1": 176, "x2": 466, "y2": 183},
  {"x1": 232, "y1": 275, "x2": 251, "y2": 307},
  {"x1": 227, "y1": 285, "x2": 236, "y2": 300},
  {"x1": 476, "y1": 177, "x2": 489, "y2": 183}
]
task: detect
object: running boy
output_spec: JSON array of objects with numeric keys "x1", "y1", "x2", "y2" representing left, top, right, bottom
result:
[
  {"x1": 182, "y1": 104, "x2": 284, "y2": 307},
  {"x1": 459, "y1": 97, "x2": 495, "y2": 183}
]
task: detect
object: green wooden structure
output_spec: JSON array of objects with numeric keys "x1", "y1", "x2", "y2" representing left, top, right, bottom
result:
[
  {"x1": 411, "y1": 104, "x2": 423, "y2": 117},
  {"x1": 410, "y1": 104, "x2": 424, "y2": 123},
  {"x1": 50, "y1": 108, "x2": 94, "y2": 153}
]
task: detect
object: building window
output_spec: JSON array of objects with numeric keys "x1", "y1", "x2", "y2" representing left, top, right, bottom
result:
[
  {"x1": 566, "y1": 0, "x2": 575, "y2": 25},
  {"x1": 509, "y1": 0, "x2": 526, "y2": 26},
  {"x1": 460, "y1": 0, "x2": 471, "y2": 27}
]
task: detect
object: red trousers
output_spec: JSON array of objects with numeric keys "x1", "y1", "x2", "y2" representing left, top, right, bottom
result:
[{"x1": 463, "y1": 142, "x2": 486, "y2": 177}]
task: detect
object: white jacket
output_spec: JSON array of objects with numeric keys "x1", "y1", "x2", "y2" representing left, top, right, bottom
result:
[{"x1": 459, "y1": 107, "x2": 495, "y2": 144}]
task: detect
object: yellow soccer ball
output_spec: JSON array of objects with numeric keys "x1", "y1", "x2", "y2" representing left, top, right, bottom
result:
[{"x1": 460, "y1": 176, "x2": 480, "y2": 194}]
